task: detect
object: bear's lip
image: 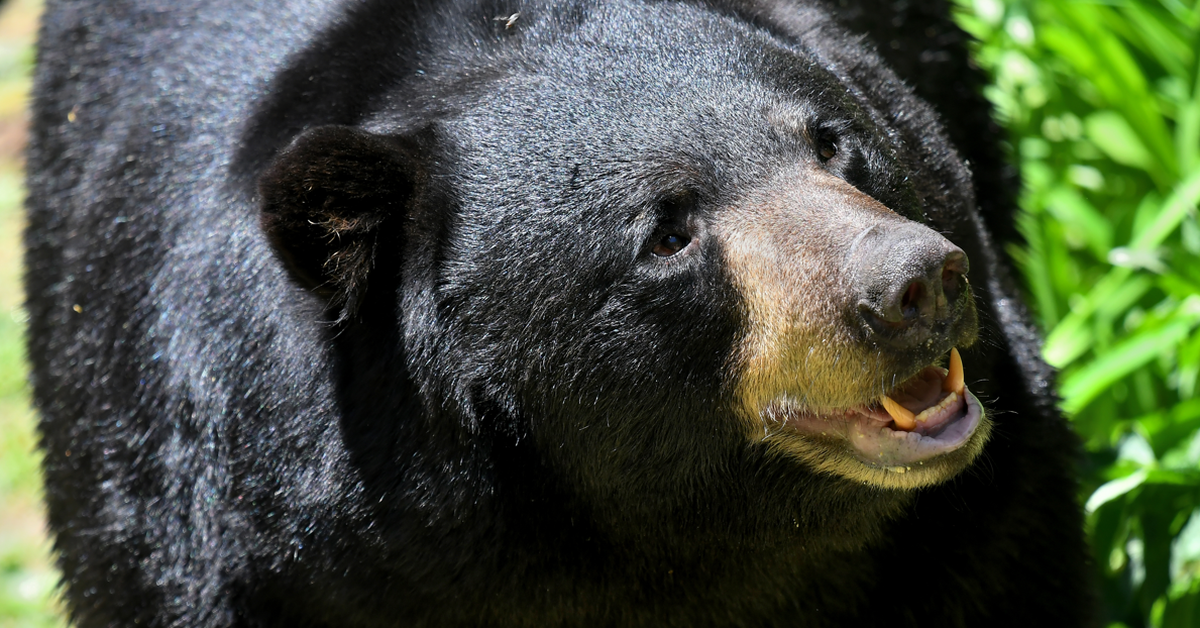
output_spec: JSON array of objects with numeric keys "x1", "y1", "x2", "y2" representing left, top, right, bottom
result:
[{"x1": 770, "y1": 351, "x2": 984, "y2": 469}]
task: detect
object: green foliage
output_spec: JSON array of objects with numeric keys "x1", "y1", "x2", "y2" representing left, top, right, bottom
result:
[{"x1": 957, "y1": 0, "x2": 1200, "y2": 624}]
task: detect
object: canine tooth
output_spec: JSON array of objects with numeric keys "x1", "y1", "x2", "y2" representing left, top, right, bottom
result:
[
  {"x1": 881, "y1": 395, "x2": 916, "y2": 431},
  {"x1": 944, "y1": 347, "x2": 965, "y2": 395}
]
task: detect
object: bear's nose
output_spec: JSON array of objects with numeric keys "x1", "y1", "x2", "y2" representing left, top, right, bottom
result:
[{"x1": 850, "y1": 223, "x2": 969, "y2": 351}]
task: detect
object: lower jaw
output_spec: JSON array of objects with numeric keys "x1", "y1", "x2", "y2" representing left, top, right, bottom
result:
[
  {"x1": 768, "y1": 386, "x2": 988, "y2": 478},
  {"x1": 844, "y1": 387, "x2": 986, "y2": 469}
]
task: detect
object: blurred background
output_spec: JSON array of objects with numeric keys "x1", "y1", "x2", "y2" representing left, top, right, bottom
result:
[
  {"x1": 0, "y1": 0, "x2": 1197, "y2": 626},
  {"x1": 0, "y1": 0, "x2": 62, "y2": 626},
  {"x1": 957, "y1": 1, "x2": 1200, "y2": 625}
]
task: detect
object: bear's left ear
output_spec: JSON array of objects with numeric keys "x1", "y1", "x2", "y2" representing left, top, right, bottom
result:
[{"x1": 259, "y1": 125, "x2": 416, "y2": 322}]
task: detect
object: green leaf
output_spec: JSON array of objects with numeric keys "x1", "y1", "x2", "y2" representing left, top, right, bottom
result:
[
  {"x1": 1160, "y1": 272, "x2": 1200, "y2": 302},
  {"x1": 1011, "y1": 213, "x2": 1061, "y2": 326},
  {"x1": 1164, "y1": 589, "x2": 1200, "y2": 628},
  {"x1": 1096, "y1": 275, "x2": 1155, "y2": 323},
  {"x1": 1044, "y1": 268, "x2": 1134, "y2": 368},
  {"x1": 1144, "y1": 468, "x2": 1200, "y2": 487},
  {"x1": 1045, "y1": 170, "x2": 1200, "y2": 370},
  {"x1": 1179, "y1": 67, "x2": 1200, "y2": 173},
  {"x1": 1039, "y1": 2, "x2": 1180, "y2": 181},
  {"x1": 1115, "y1": 4, "x2": 1194, "y2": 82},
  {"x1": 1059, "y1": 303, "x2": 1200, "y2": 414},
  {"x1": 1086, "y1": 110, "x2": 1157, "y2": 172},
  {"x1": 1121, "y1": 432, "x2": 1159, "y2": 466},
  {"x1": 1132, "y1": 167, "x2": 1200, "y2": 251},
  {"x1": 1170, "y1": 509, "x2": 1200, "y2": 583},
  {"x1": 1179, "y1": 331, "x2": 1200, "y2": 399},
  {"x1": 1139, "y1": 398, "x2": 1200, "y2": 456},
  {"x1": 1088, "y1": 468, "x2": 1149, "y2": 513},
  {"x1": 1043, "y1": 184, "x2": 1114, "y2": 259}
]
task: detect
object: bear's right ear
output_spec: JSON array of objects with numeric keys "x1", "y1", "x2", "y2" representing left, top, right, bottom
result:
[{"x1": 259, "y1": 125, "x2": 415, "y2": 322}]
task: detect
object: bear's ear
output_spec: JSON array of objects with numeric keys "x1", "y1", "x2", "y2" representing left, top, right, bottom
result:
[{"x1": 259, "y1": 125, "x2": 415, "y2": 322}]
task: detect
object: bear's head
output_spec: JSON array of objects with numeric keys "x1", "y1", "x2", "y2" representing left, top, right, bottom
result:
[{"x1": 257, "y1": 1, "x2": 991, "y2": 542}]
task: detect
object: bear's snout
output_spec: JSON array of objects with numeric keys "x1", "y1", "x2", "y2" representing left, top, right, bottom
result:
[
  {"x1": 720, "y1": 165, "x2": 980, "y2": 412},
  {"x1": 849, "y1": 221, "x2": 971, "y2": 353}
]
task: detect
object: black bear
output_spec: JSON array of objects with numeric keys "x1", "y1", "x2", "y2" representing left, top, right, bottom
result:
[{"x1": 25, "y1": 0, "x2": 1095, "y2": 625}]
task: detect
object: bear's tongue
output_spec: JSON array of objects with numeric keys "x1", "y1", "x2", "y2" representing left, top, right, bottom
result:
[{"x1": 877, "y1": 347, "x2": 966, "y2": 434}]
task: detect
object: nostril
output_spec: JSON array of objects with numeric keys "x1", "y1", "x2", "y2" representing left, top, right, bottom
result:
[
  {"x1": 861, "y1": 305, "x2": 912, "y2": 332},
  {"x1": 941, "y1": 267, "x2": 959, "y2": 303},
  {"x1": 940, "y1": 252, "x2": 968, "y2": 305},
  {"x1": 900, "y1": 281, "x2": 924, "y2": 319},
  {"x1": 851, "y1": 225, "x2": 973, "y2": 353}
]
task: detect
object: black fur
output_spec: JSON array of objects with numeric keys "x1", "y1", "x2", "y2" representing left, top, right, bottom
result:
[{"x1": 25, "y1": 0, "x2": 1094, "y2": 626}]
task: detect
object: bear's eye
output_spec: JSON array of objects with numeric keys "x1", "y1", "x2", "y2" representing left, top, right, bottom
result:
[
  {"x1": 817, "y1": 136, "x2": 838, "y2": 162},
  {"x1": 648, "y1": 190, "x2": 698, "y2": 258},
  {"x1": 652, "y1": 233, "x2": 691, "y2": 257}
]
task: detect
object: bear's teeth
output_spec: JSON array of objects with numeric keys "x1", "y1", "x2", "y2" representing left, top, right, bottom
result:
[
  {"x1": 915, "y1": 391, "x2": 959, "y2": 423},
  {"x1": 881, "y1": 395, "x2": 916, "y2": 431},
  {"x1": 944, "y1": 347, "x2": 964, "y2": 395}
]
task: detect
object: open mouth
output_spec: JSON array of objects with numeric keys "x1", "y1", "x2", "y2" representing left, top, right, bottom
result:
[
  {"x1": 772, "y1": 348, "x2": 985, "y2": 469},
  {"x1": 878, "y1": 346, "x2": 968, "y2": 434}
]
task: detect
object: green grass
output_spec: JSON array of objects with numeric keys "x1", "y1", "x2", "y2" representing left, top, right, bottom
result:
[
  {"x1": 957, "y1": 0, "x2": 1200, "y2": 625},
  {"x1": 0, "y1": 169, "x2": 62, "y2": 624}
]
